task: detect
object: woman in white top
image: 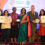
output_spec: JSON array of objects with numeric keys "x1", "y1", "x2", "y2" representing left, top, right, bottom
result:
[{"x1": 1, "y1": 10, "x2": 12, "y2": 43}]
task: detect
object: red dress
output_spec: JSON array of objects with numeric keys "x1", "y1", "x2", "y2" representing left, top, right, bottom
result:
[{"x1": 39, "y1": 24, "x2": 45, "y2": 36}]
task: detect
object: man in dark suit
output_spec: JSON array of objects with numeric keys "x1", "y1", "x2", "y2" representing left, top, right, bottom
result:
[{"x1": 27, "y1": 5, "x2": 38, "y2": 43}]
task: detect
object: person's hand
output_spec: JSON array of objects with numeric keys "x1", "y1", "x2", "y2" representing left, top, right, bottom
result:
[
  {"x1": 20, "y1": 21, "x2": 25, "y2": 24},
  {"x1": 20, "y1": 21, "x2": 23, "y2": 24},
  {"x1": 32, "y1": 20, "x2": 36, "y2": 23}
]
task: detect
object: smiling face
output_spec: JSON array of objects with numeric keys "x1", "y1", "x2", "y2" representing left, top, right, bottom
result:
[
  {"x1": 31, "y1": 5, "x2": 35, "y2": 12},
  {"x1": 21, "y1": 8, "x2": 26, "y2": 14},
  {"x1": 22, "y1": 9, "x2": 25, "y2": 14},
  {"x1": 4, "y1": 10, "x2": 8, "y2": 16},
  {"x1": 0, "y1": 0, "x2": 8, "y2": 9},
  {"x1": 41, "y1": 10, "x2": 44, "y2": 16},
  {"x1": 12, "y1": 8, "x2": 16, "y2": 13}
]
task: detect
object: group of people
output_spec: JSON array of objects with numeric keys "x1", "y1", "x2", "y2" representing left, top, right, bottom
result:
[{"x1": 0, "y1": 5, "x2": 45, "y2": 45}]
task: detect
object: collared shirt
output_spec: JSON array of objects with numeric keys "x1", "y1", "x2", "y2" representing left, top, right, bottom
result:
[{"x1": 10, "y1": 13, "x2": 19, "y2": 25}]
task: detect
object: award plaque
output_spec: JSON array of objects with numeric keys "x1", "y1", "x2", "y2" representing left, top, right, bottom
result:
[{"x1": 16, "y1": 19, "x2": 20, "y2": 22}]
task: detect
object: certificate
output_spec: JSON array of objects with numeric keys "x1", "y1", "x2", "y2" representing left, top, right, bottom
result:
[
  {"x1": 35, "y1": 19, "x2": 40, "y2": 23},
  {"x1": 41, "y1": 16, "x2": 45, "y2": 23},
  {"x1": 0, "y1": 16, "x2": 5, "y2": 23}
]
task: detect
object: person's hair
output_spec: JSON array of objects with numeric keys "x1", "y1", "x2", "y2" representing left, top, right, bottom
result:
[
  {"x1": 31, "y1": 5, "x2": 35, "y2": 8},
  {"x1": 0, "y1": 9, "x2": 3, "y2": 16},
  {"x1": 39, "y1": 9, "x2": 45, "y2": 16},
  {"x1": 12, "y1": 7, "x2": 16, "y2": 10},
  {"x1": 4, "y1": 10, "x2": 9, "y2": 16},
  {"x1": 21, "y1": 8, "x2": 26, "y2": 14}
]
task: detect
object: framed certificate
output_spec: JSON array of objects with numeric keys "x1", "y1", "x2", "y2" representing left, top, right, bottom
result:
[
  {"x1": 41, "y1": 16, "x2": 45, "y2": 23},
  {"x1": 0, "y1": 16, "x2": 5, "y2": 23}
]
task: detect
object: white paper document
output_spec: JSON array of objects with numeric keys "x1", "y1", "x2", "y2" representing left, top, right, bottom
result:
[
  {"x1": 0, "y1": 16, "x2": 5, "y2": 23},
  {"x1": 35, "y1": 19, "x2": 40, "y2": 23},
  {"x1": 41, "y1": 16, "x2": 45, "y2": 23}
]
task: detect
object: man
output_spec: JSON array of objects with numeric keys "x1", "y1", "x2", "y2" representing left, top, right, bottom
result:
[
  {"x1": 27, "y1": 5, "x2": 38, "y2": 43},
  {"x1": 10, "y1": 7, "x2": 19, "y2": 43}
]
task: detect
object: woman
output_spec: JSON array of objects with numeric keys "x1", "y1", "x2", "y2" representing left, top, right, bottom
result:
[
  {"x1": 39, "y1": 9, "x2": 45, "y2": 44},
  {"x1": 18, "y1": 8, "x2": 29, "y2": 45},
  {"x1": 1, "y1": 10, "x2": 12, "y2": 43}
]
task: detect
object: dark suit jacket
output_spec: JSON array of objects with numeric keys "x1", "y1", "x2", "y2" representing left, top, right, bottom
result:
[{"x1": 27, "y1": 11, "x2": 38, "y2": 27}]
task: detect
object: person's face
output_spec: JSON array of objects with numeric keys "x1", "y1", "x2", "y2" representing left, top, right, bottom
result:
[
  {"x1": 41, "y1": 10, "x2": 44, "y2": 15},
  {"x1": 22, "y1": 9, "x2": 25, "y2": 14},
  {"x1": 31, "y1": 6, "x2": 35, "y2": 12},
  {"x1": 12, "y1": 9, "x2": 16, "y2": 13},
  {"x1": 4, "y1": 11, "x2": 8, "y2": 16},
  {"x1": 0, "y1": 11, "x2": 1, "y2": 15}
]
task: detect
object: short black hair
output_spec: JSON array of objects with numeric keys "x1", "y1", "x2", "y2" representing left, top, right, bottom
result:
[
  {"x1": 12, "y1": 7, "x2": 16, "y2": 10},
  {"x1": 31, "y1": 5, "x2": 35, "y2": 7}
]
